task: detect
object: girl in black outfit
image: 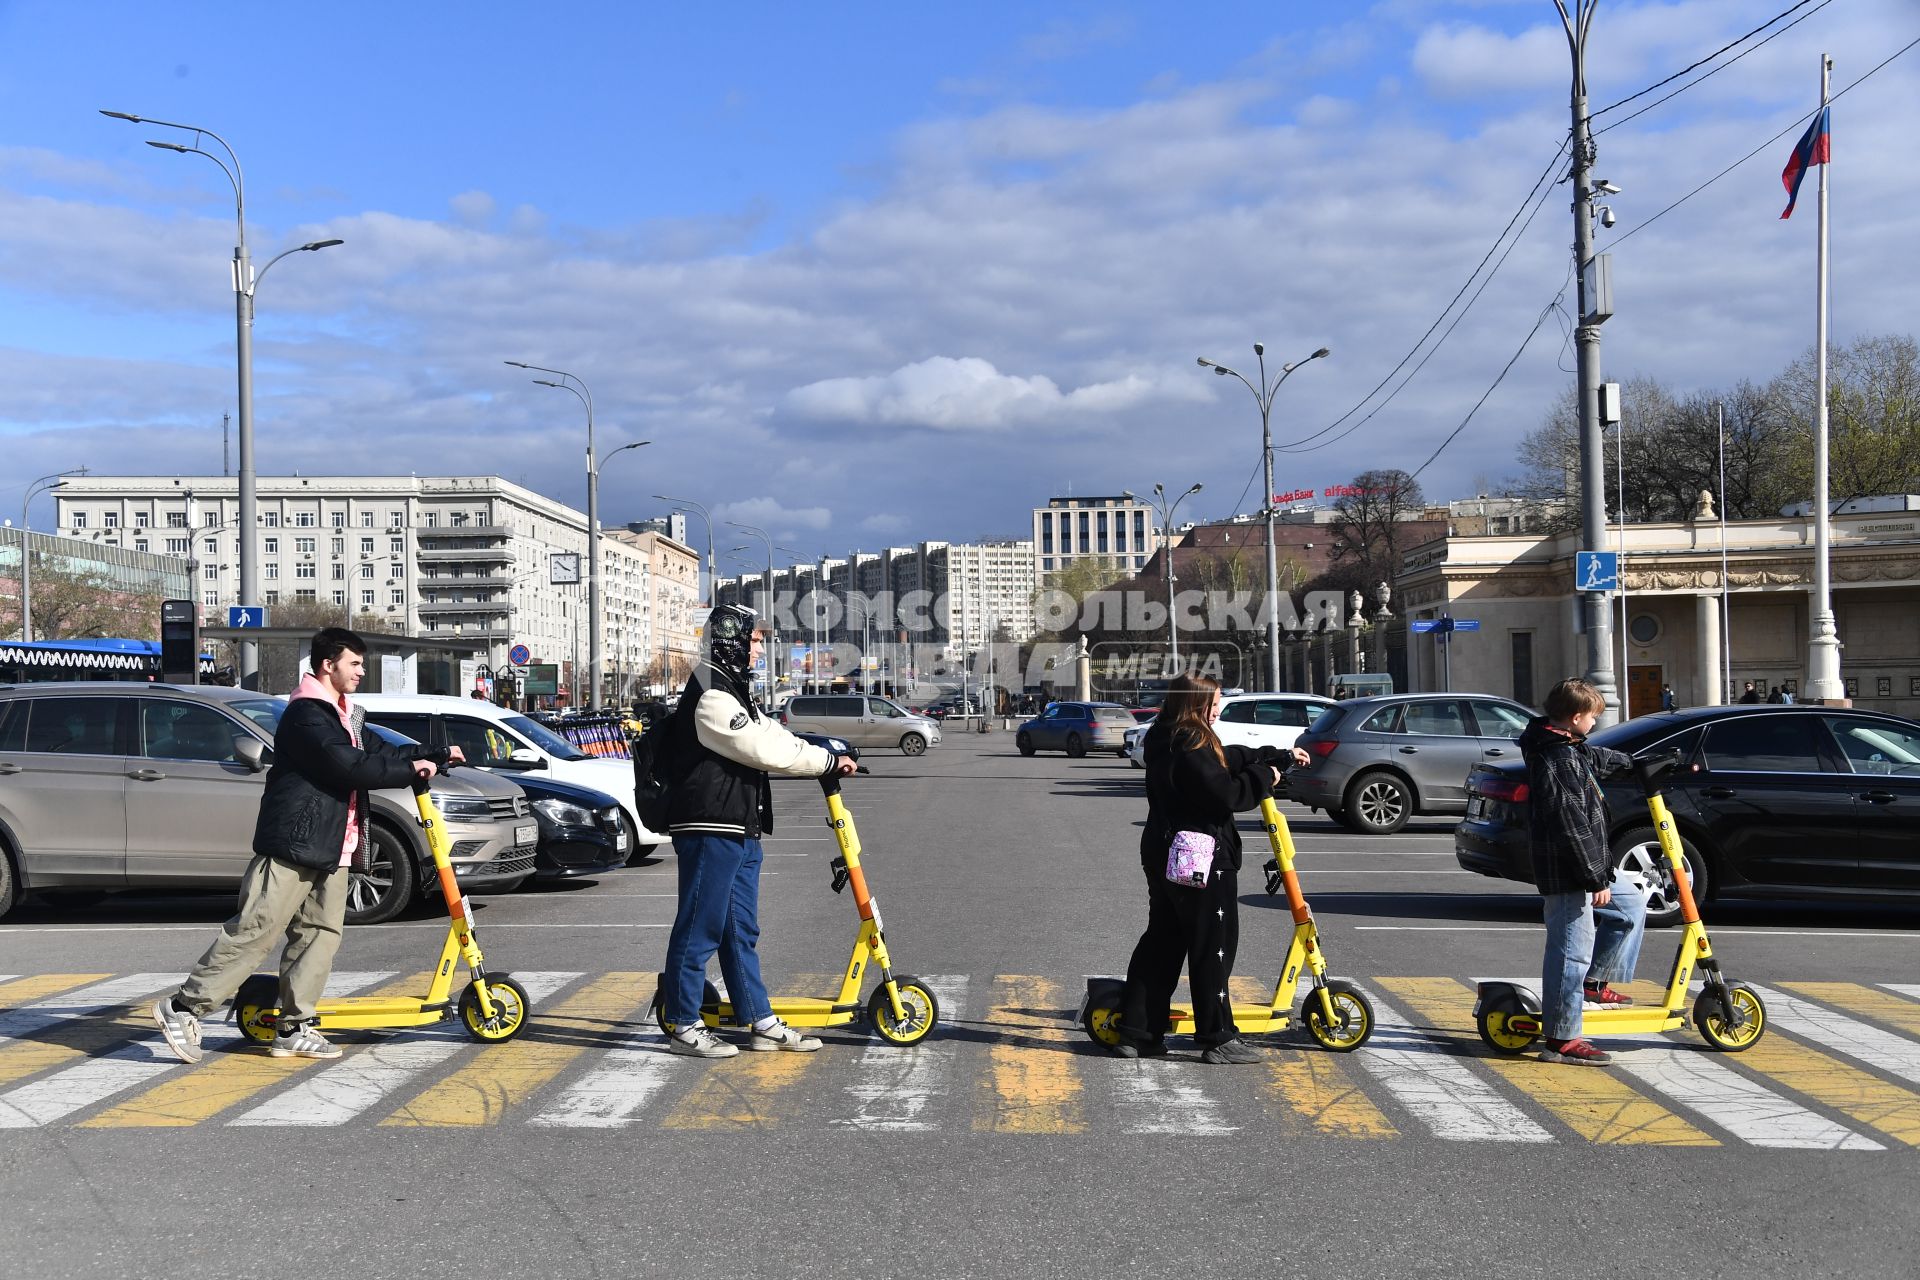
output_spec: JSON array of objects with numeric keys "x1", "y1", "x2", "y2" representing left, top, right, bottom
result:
[{"x1": 1114, "y1": 674, "x2": 1307, "y2": 1064}]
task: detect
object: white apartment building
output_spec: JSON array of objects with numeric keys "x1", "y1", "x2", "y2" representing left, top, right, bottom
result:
[
  {"x1": 607, "y1": 526, "x2": 702, "y2": 691},
  {"x1": 1032, "y1": 495, "x2": 1157, "y2": 579},
  {"x1": 925, "y1": 540, "x2": 1037, "y2": 652},
  {"x1": 56, "y1": 475, "x2": 656, "y2": 699}
]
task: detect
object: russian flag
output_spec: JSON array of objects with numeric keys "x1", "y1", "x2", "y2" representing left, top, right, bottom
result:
[{"x1": 1780, "y1": 106, "x2": 1831, "y2": 220}]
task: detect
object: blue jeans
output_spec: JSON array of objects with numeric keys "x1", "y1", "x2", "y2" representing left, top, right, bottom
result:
[
  {"x1": 661, "y1": 833, "x2": 772, "y2": 1028},
  {"x1": 1541, "y1": 869, "x2": 1648, "y2": 1041}
]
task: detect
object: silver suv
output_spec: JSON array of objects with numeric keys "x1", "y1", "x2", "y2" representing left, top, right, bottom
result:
[
  {"x1": 1288, "y1": 693, "x2": 1536, "y2": 834},
  {"x1": 0, "y1": 682, "x2": 537, "y2": 924},
  {"x1": 780, "y1": 694, "x2": 941, "y2": 755}
]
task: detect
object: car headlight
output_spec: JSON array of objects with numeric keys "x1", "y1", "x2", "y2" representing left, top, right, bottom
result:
[
  {"x1": 533, "y1": 797, "x2": 596, "y2": 826},
  {"x1": 431, "y1": 792, "x2": 493, "y2": 822}
]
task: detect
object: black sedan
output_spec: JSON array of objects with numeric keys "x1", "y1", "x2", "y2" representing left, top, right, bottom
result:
[
  {"x1": 511, "y1": 774, "x2": 632, "y2": 880},
  {"x1": 1455, "y1": 705, "x2": 1920, "y2": 926}
]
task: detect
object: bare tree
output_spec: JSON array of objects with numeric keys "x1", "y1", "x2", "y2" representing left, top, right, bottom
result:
[
  {"x1": 1328, "y1": 469, "x2": 1426, "y2": 583},
  {"x1": 0, "y1": 560, "x2": 165, "y2": 641}
]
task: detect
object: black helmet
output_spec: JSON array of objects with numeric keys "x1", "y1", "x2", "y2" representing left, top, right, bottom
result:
[{"x1": 706, "y1": 603, "x2": 758, "y2": 681}]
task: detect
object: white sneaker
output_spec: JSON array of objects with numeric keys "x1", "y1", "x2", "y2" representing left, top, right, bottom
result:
[
  {"x1": 270, "y1": 1022, "x2": 343, "y2": 1060},
  {"x1": 152, "y1": 997, "x2": 203, "y2": 1065},
  {"x1": 668, "y1": 1024, "x2": 739, "y2": 1058},
  {"x1": 747, "y1": 1019, "x2": 822, "y2": 1052}
]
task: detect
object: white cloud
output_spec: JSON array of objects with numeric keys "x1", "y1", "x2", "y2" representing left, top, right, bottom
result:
[
  {"x1": 785, "y1": 356, "x2": 1161, "y2": 431},
  {"x1": 713, "y1": 498, "x2": 833, "y2": 534},
  {"x1": 449, "y1": 190, "x2": 496, "y2": 225}
]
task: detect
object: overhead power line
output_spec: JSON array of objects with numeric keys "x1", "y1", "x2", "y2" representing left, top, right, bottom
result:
[
  {"x1": 1595, "y1": 0, "x2": 1838, "y2": 137},
  {"x1": 1592, "y1": 0, "x2": 1823, "y2": 118}
]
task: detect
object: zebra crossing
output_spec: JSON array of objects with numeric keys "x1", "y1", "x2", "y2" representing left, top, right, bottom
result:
[{"x1": 2, "y1": 970, "x2": 1918, "y2": 1148}]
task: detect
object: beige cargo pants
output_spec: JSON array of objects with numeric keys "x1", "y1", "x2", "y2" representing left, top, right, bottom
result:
[{"x1": 176, "y1": 854, "x2": 350, "y2": 1027}]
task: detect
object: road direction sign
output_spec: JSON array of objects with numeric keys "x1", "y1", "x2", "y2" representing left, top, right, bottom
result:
[
  {"x1": 1576, "y1": 551, "x2": 1619, "y2": 592},
  {"x1": 228, "y1": 606, "x2": 267, "y2": 628},
  {"x1": 1410, "y1": 619, "x2": 1442, "y2": 634},
  {"x1": 1453, "y1": 619, "x2": 1481, "y2": 631},
  {"x1": 509, "y1": 644, "x2": 531, "y2": 666}
]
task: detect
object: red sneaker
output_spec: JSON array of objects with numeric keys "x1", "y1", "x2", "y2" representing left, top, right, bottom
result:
[
  {"x1": 1540, "y1": 1037, "x2": 1612, "y2": 1066},
  {"x1": 1583, "y1": 982, "x2": 1634, "y2": 1008}
]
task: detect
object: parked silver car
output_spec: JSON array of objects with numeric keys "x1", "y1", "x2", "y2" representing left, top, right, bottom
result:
[
  {"x1": 0, "y1": 682, "x2": 536, "y2": 924},
  {"x1": 1288, "y1": 693, "x2": 1536, "y2": 834},
  {"x1": 779, "y1": 694, "x2": 941, "y2": 755}
]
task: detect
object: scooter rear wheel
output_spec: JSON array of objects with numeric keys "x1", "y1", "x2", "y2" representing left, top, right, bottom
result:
[
  {"x1": 234, "y1": 974, "x2": 280, "y2": 1044},
  {"x1": 650, "y1": 978, "x2": 724, "y2": 1034},
  {"x1": 1300, "y1": 980, "x2": 1374, "y2": 1052},
  {"x1": 1695, "y1": 984, "x2": 1766, "y2": 1052},
  {"x1": 869, "y1": 977, "x2": 939, "y2": 1046},
  {"x1": 1477, "y1": 997, "x2": 1539, "y2": 1056},
  {"x1": 460, "y1": 974, "x2": 530, "y2": 1043}
]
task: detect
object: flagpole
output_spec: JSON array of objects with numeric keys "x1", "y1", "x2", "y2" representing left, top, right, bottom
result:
[{"x1": 1806, "y1": 52, "x2": 1844, "y2": 703}]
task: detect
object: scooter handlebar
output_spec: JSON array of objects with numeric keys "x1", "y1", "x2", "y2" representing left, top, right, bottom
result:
[
  {"x1": 1632, "y1": 749, "x2": 1685, "y2": 797},
  {"x1": 407, "y1": 749, "x2": 460, "y2": 795}
]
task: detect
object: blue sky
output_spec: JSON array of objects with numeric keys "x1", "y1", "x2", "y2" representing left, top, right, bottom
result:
[{"x1": 2, "y1": 1, "x2": 1914, "y2": 561}]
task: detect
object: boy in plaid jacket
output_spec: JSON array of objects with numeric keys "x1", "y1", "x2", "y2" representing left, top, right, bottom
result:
[{"x1": 1518, "y1": 678, "x2": 1647, "y2": 1066}]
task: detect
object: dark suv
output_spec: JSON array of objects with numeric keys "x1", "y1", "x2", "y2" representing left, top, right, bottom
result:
[{"x1": 1455, "y1": 705, "x2": 1920, "y2": 926}]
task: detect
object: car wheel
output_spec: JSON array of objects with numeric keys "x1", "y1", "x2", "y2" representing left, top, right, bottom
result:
[
  {"x1": 345, "y1": 823, "x2": 417, "y2": 926},
  {"x1": 1017, "y1": 732, "x2": 1035, "y2": 757},
  {"x1": 1611, "y1": 825, "x2": 1709, "y2": 929},
  {"x1": 1065, "y1": 733, "x2": 1086, "y2": 759},
  {"x1": 900, "y1": 732, "x2": 927, "y2": 757},
  {"x1": 1344, "y1": 772, "x2": 1411, "y2": 835},
  {"x1": 0, "y1": 845, "x2": 17, "y2": 922}
]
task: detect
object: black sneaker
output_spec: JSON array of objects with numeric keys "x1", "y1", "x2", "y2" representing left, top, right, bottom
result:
[{"x1": 1200, "y1": 1038, "x2": 1262, "y2": 1065}]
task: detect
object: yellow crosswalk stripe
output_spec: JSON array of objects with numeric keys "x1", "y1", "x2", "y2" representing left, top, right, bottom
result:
[
  {"x1": 975, "y1": 975, "x2": 1085, "y2": 1134},
  {"x1": 80, "y1": 973, "x2": 432, "y2": 1129},
  {"x1": 658, "y1": 972, "x2": 837, "y2": 1131},
  {"x1": 1730, "y1": 1035, "x2": 1920, "y2": 1147},
  {"x1": 1264, "y1": 1054, "x2": 1397, "y2": 1138},
  {"x1": 382, "y1": 972, "x2": 651, "y2": 1127},
  {"x1": 0, "y1": 974, "x2": 111, "y2": 1007},
  {"x1": 1781, "y1": 983, "x2": 1920, "y2": 1039},
  {"x1": 1378, "y1": 977, "x2": 1717, "y2": 1147}
]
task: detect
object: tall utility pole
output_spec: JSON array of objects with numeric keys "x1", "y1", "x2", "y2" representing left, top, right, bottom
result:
[{"x1": 1556, "y1": 0, "x2": 1621, "y2": 727}]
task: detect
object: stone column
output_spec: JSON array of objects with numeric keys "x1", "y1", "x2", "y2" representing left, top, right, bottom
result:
[{"x1": 1696, "y1": 592, "x2": 1723, "y2": 707}]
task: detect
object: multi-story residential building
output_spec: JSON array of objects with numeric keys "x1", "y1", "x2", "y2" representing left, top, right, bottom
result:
[
  {"x1": 606, "y1": 526, "x2": 701, "y2": 692},
  {"x1": 55, "y1": 475, "x2": 655, "y2": 701},
  {"x1": 1032, "y1": 494, "x2": 1157, "y2": 580}
]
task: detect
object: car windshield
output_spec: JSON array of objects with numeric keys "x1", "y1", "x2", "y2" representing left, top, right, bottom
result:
[
  {"x1": 229, "y1": 698, "x2": 286, "y2": 736},
  {"x1": 503, "y1": 714, "x2": 588, "y2": 760},
  {"x1": 1588, "y1": 717, "x2": 1695, "y2": 755}
]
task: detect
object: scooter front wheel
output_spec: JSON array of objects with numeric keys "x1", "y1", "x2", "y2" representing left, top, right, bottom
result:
[
  {"x1": 1301, "y1": 980, "x2": 1374, "y2": 1052},
  {"x1": 868, "y1": 977, "x2": 939, "y2": 1046},
  {"x1": 234, "y1": 974, "x2": 280, "y2": 1044},
  {"x1": 460, "y1": 974, "x2": 531, "y2": 1043},
  {"x1": 1696, "y1": 984, "x2": 1766, "y2": 1052},
  {"x1": 1477, "y1": 997, "x2": 1539, "y2": 1056}
]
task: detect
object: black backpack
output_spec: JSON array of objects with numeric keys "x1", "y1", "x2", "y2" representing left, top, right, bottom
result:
[{"x1": 630, "y1": 718, "x2": 677, "y2": 833}]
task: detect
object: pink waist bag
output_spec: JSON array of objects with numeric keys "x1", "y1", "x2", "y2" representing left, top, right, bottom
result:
[{"x1": 1165, "y1": 830, "x2": 1217, "y2": 887}]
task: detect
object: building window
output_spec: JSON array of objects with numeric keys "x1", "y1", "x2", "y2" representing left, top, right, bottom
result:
[
  {"x1": 360, "y1": 564, "x2": 374, "y2": 579},
  {"x1": 361, "y1": 590, "x2": 375, "y2": 607},
  {"x1": 1096, "y1": 511, "x2": 1109, "y2": 553},
  {"x1": 331, "y1": 564, "x2": 344, "y2": 580},
  {"x1": 295, "y1": 589, "x2": 316, "y2": 601},
  {"x1": 332, "y1": 590, "x2": 345, "y2": 606},
  {"x1": 166, "y1": 537, "x2": 189, "y2": 554},
  {"x1": 134, "y1": 539, "x2": 148, "y2": 552},
  {"x1": 204, "y1": 564, "x2": 218, "y2": 581},
  {"x1": 135, "y1": 512, "x2": 152, "y2": 528},
  {"x1": 360, "y1": 537, "x2": 374, "y2": 555},
  {"x1": 99, "y1": 513, "x2": 113, "y2": 529},
  {"x1": 265, "y1": 564, "x2": 279, "y2": 580},
  {"x1": 389, "y1": 537, "x2": 404, "y2": 554},
  {"x1": 295, "y1": 512, "x2": 315, "y2": 528},
  {"x1": 1133, "y1": 511, "x2": 1145, "y2": 547},
  {"x1": 360, "y1": 511, "x2": 374, "y2": 527},
  {"x1": 295, "y1": 537, "x2": 315, "y2": 554},
  {"x1": 388, "y1": 510, "x2": 403, "y2": 528},
  {"x1": 1628, "y1": 613, "x2": 1661, "y2": 646},
  {"x1": 331, "y1": 512, "x2": 345, "y2": 529},
  {"x1": 1077, "y1": 512, "x2": 1090, "y2": 550},
  {"x1": 390, "y1": 589, "x2": 404, "y2": 605},
  {"x1": 203, "y1": 539, "x2": 216, "y2": 553},
  {"x1": 263, "y1": 537, "x2": 279, "y2": 554},
  {"x1": 295, "y1": 563, "x2": 316, "y2": 580},
  {"x1": 167, "y1": 512, "x2": 187, "y2": 528},
  {"x1": 1040, "y1": 513, "x2": 1052, "y2": 554},
  {"x1": 331, "y1": 537, "x2": 344, "y2": 555},
  {"x1": 451, "y1": 512, "x2": 468, "y2": 527},
  {"x1": 1511, "y1": 632, "x2": 1535, "y2": 708},
  {"x1": 424, "y1": 511, "x2": 438, "y2": 528},
  {"x1": 204, "y1": 511, "x2": 219, "y2": 527},
  {"x1": 261, "y1": 512, "x2": 279, "y2": 527},
  {"x1": 203, "y1": 590, "x2": 217, "y2": 606},
  {"x1": 265, "y1": 590, "x2": 279, "y2": 605}
]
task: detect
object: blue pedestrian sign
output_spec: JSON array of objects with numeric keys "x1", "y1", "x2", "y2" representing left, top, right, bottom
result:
[
  {"x1": 1576, "y1": 551, "x2": 1619, "y2": 592},
  {"x1": 228, "y1": 606, "x2": 267, "y2": 629}
]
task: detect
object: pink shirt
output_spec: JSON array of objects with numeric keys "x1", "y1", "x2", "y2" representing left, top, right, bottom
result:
[{"x1": 292, "y1": 673, "x2": 360, "y2": 867}]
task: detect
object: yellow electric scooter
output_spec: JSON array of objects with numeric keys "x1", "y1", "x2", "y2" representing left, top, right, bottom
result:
[
  {"x1": 1080, "y1": 795, "x2": 1376, "y2": 1053},
  {"x1": 234, "y1": 769, "x2": 532, "y2": 1045},
  {"x1": 650, "y1": 734, "x2": 939, "y2": 1047},
  {"x1": 1473, "y1": 751, "x2": 1766, "y2": 1054}
]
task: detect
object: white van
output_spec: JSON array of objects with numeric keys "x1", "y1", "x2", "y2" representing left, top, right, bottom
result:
[{"x1": 356, "y1": 694, "x2": 663, "y2": 853}]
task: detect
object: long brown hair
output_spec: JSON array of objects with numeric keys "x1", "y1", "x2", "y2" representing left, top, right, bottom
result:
[{"x1": 1158, "y1": 673, "x2": 1225, "y2": 766}]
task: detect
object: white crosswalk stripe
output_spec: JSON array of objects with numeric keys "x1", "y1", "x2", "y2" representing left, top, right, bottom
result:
[
  {"x1": 1882, "y1": 985, "x2": 1920, "y2": 1002},
  {"x1": 0, "y1": 974, "x2": 175, "y2": 1043},
  {"x1": 0, "y1": 972, "x2": 393, "y2": 1129},
  {"x1": 1609, "y1": 1038, "x2": 1880, "y2": 1150},
  {"x1": 227, "y1": 972, "x2": 581, "y2": 1127},
  {"x1": 1750, "y1": 984, "x2": 1920, "y2": 1088},
  {"x1": 1104, "y1": 1055, "x2": 1239, "y2": 1134},
  {"x1": 1355, "y1": 995, "x2": 1554, "y2": 1143},
  {"x1": 830, "y1": 976, "x2": 969, "y2": 1133}
]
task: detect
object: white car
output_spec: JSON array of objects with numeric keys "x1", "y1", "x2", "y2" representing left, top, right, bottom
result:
[
  {"x1": 357, "y1": 693, "x2": 663, "y2": 852},
  {"x1": 1128, "y1": 693, "x2": 1336, "y2": 774}
]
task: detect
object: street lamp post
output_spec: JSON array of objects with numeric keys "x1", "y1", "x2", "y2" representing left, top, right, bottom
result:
[
  {"x1": 1196, "y1": 344, "x2": 1330, "y2": 691},
  {"x1": 103, "y1": 110, "x2": 343, "y2": 689},
  {"x1": 18, "y1": 468, "x2": 89, "y2": 643},
  {"x1": 653, "y1": 495, "x2": 715, "y2": 605},
  {"x1": 507, "y1": 361, "x2": 611, "y2": 710},
  {"x1": 727, "y1": 521, "x2": 782, "y2": 705},
  {"x1": 1150, "y1": 481, "x2": 1203, "y2": 668}
]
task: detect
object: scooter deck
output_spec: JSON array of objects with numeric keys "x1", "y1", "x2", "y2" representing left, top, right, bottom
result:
[
  {"x1": 702, "y1": 996, "x2": 863, "y2": 1028},
  {"x1": 1162, "y1": 1003, "x2": 1295, "y2": 1033},
  {"x1": 1544, "y1": 1006, "x2": 1686, "y2": 1037},
  {"x1": 314, "y1": 996, "x2": 451, "y2": 1030}
]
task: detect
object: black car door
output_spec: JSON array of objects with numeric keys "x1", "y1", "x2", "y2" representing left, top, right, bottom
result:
[
  {"x1": 1688, "y1": 713, "x2": 1858, "y2": 892},
  {"x1": 1822, "y1": 713, "x2": 1920, "y2": 891}
]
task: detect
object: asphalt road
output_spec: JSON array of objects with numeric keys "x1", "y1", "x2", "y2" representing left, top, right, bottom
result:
[{"x1": 2, "y1": 733, "x2": 1916, "y2": 1280}]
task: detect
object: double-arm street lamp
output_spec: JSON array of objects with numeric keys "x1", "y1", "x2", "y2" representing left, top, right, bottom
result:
[
  {"x1": 17, "y1": 468, "x2": 90, "y2": 643},
  {"x1": 725, "y1": 521, "x2": 783, "y2": 700},
  {"x1": 103, "y1": 109, "x2": 342, "y2": 689},
  {"x1": 1195, "y1": 344, "x2": 1330, "y2": 690},
  {"x1": 1149, "y1": 482, "x2": 1204, "y2": 667}
]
